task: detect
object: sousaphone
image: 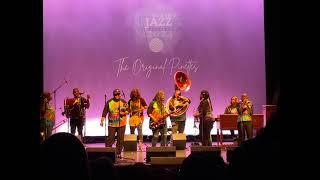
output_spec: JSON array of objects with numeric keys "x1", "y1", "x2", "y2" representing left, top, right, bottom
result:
[{"x1": 165, "y1": 71, "x2": 191, "y2": 118}]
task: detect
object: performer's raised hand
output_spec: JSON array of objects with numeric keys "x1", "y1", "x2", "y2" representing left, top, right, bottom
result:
[{"x1": 100, "y1": 117, "x2": 105, "y2": 127}]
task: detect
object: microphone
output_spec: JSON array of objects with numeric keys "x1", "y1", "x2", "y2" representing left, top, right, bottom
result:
[{"x1": 121, "y1": 90, "x2": 125, "y2": 99}]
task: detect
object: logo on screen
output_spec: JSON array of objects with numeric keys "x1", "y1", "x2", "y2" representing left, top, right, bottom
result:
[{"x1": 135, "y1": 10, "x2": 181, "y2": 53}]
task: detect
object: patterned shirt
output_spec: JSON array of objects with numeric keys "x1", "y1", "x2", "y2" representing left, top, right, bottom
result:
[
  {"x1": 147, "y1": 100, "x2": 166, "y2": 124},
  {"x1": 238, "y1": 101, "x2": 253, "y2": 122},
  {"x1": 128, "y1": 98, "x2": 147, "y2": 117},
  {"x1": 40, "y1": 101, "x2": 55, "y2": 127},
  {"x1": 224, "y1": 105, "x2": 239, "y2": 115},
  {"x1": 102, "y1": 98, "x2": 128, "y2": 127}
]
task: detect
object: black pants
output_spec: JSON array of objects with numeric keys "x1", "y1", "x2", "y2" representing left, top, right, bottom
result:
[
  {"x1": 199, "y1": 120, "x2": 214, "y2": 146},
  {"x1": 238, "y1": 121, "x2": 253, "y2": 145},
  {"x1": 70, "y1": 118, "x2": 84, "y2": 141},
  {"x1": 170, "y1": 121, "x2": 186, "y2": 144},
  {"x1": 171, "y1": 121, "x2": 186, "y2": 134},
  {"x1": 130, "y1": 124, "x2": 143, "y2": 142},
  {"x1": 106, "y1": 126, "x2": 126, "y2": 155},
  {"x1": 151, "y1": 126, "x2": 167, "y2": 147}
]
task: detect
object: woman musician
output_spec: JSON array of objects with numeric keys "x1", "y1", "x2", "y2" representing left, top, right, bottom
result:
[
  {"x1": 193, "y1": 90, "x2": 214, "y2": 146},
  {"x1": 147, "y1": 90, "x2": 168, "y2": 147},
  {"x1": 40, "y1": 91, "x2": 55, "y2": 142},
  {"x1": 128, "y1": 88, "x2": 147, "y2": 151},
  {"x1": 237, "y1": 93, "x2": 254, "y2": 145}
]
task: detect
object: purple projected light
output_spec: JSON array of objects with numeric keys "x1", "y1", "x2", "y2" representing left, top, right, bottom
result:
[{"x1": 44, "y1": 0, "x2": 265, "y2": 136}]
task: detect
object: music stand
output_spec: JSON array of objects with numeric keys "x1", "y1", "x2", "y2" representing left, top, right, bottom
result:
[
  {"x1": 216, "y1": 114, "x2": 238, "y2": 147},
  {"x1": 52, "y1": 79, "x2": 68, "y2": 114}
]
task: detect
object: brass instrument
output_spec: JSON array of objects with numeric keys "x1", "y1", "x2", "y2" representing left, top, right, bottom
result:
[
  {"x1": 174, "y1": 71, "x2": 191, "y2": 91},
  {"x1": 129, "y1": 107, "x2": 144, "y2": 127},
  {"x1": 166, "y1": 96, "x2": 190, "y2": 118},
  {"x1": 165, "y1": 71, "x2": 191, "y2": 117},
  {"x1": 119, "y1": 102, "x2": 129, "y2": 115},
  {"x1": 150, "y1": 107, "x2": 184, "y2": 130}
]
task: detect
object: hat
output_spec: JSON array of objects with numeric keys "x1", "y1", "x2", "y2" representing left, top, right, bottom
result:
[{"x1": 113, "y1": 89, "x2": 121, "y2": 96}]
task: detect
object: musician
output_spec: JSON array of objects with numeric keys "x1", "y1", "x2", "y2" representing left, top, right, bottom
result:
[
  {"x1": 40, "y1": 91, "x2": 55, "y2": 142},
  {"x1": 168, "y1": 89, "x2": 191, "y2": 134},
  {"x1": 147, "y1": 90, "x2": 168, "y2": 147},
  {"x1": 128, "y1": 88, "x2": 147, "y2": 151},
  {"x1": 193, "y1": 90, "x2": 214, "y2": 146},
  {"x1": 100, "y1": 89, "x2": 129, "y2": 157},
  {"x1": 65, "y1": 88, "x2": 90, "y2": 142},
  {"x1": 224, "y1": 96, "x2": 239, "y2": 140},
  {"x1": 237, "y1": 93, "x2": 254, "y2": 145}
]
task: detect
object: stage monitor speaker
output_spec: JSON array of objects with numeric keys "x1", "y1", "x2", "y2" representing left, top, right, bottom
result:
[
  {"x1": 146, "y1": 146, "x2": 176, "y2": 163},
  {"x1": 172, "y1": 133, "x2": 186, "y2": 150},
  {"x1": 86, "y1": 147, "x2": 116, "y2": 163},
  {"x1": 124, "y1": 134, "x2": 137, "y2": 151},
  {"x1": 190, "y1": 146, "x2": 221, "y2": 157}
]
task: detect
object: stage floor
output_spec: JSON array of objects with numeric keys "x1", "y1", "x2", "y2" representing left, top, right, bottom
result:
[{"x1": 85, "y1": 142, "x2": 235, "y2": 165}]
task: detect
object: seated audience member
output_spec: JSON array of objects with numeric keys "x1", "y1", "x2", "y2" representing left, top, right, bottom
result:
[{"x1": 40, "y1": 132, "x2": 90, "y2": 180}]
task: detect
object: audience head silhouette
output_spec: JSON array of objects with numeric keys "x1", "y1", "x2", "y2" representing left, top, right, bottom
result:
[
  {"x1": 40, "y1": 132, "x2": 90, "y2": 180},
  {"x1": 178, "y1": 152, "x2": 226, "y2": 179},
  {"x1": 89, "y1": 156, "x2": 115, "y2": 180}
]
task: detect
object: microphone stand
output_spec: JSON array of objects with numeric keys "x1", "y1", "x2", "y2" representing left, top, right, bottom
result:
[
  {"x1": 201, "y1": 104, "x2": 204, "y2": 146},
  {"x1": 53, "y1": 107, "x2": 66, "y2": 134},
  {"x1": 207, "y1": 97, "x2": 213, "y2": 146},
  {"x1": 52, "y1": 118, "x2": 68, "y2": 131},
  {"x1": 50, "y1": 79, "x2": 68, "y2": 135},
  {"x1": 80, "y1": 93, "x2": 85, "y2": 143},
  {"x1": 63, "y1": 98, "x2": 70, "y2": 133},
  {"x1": 51, "y1": 79, "x2": 68, "y2": 112},
  {"x1": 117, "y1": 91, "x2": 126, "y2": 157},
  {"x1": 104, "y1": 94, "x2": 107, "y2": 142},
  {"x1": 191, "y1": 106, "x2": 200, "y2": 146}
]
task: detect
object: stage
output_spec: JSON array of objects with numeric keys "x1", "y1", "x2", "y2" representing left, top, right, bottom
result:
[{"x1": 84, "y1": 142, "x2": 235, "y2": 165}]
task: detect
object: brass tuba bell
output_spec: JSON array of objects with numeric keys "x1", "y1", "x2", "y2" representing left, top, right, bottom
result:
[
  {"x1": 165, "y1": 71, "x2": 191, "y2": 118},
  {"x1": 174, "y1": 71, "x2": 191, "y2": 92}
]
